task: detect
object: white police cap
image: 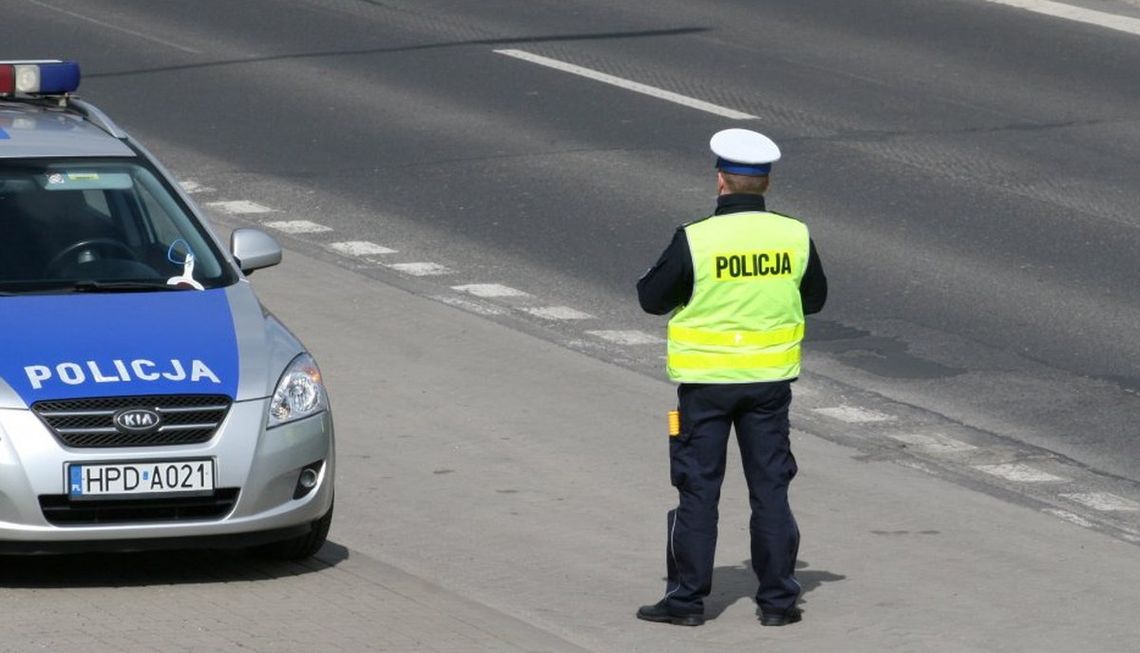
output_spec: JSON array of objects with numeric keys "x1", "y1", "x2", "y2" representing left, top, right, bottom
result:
[{"x1": 710, "y1": 128, "x2": 781, "y2": 176}]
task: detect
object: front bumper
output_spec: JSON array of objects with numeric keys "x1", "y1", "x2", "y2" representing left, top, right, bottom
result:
[{"x1": 0, "y1": 398, "x2": 334, "y2": 552}]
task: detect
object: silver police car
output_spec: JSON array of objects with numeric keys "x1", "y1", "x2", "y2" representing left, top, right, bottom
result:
[{"x1": 0, "y1": 60, "x2": 334, "y2": 557}]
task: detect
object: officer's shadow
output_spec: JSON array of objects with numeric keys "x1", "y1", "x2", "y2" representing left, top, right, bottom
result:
[{"x1": 704, "y1": 559, "x2": 845, "y2": 619}]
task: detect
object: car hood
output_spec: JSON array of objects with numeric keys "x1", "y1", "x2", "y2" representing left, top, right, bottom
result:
[{"x1": 0, "y1": 283, "x2": 303, "y2": 408}]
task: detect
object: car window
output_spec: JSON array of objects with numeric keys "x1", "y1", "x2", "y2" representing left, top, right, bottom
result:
[
  {"x1": 0, "y1": 159, "x2": 234, "y2": 292},
  {"x1": 82, "y1": 189, "x2": 111, "y2": 218}
]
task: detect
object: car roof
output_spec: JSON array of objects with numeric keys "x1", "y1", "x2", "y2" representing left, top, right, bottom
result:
[{"x1": 0, "y1": 100, "x2": 134, "y2": 159}]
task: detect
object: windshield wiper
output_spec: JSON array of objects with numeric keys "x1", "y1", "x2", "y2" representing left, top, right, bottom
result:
[
  {"x1": 68, "y1": 280, "x2": 193, "y2": 293},
  {"x1": 0, "y1": 280, "x2": 201, "y2": 295}
]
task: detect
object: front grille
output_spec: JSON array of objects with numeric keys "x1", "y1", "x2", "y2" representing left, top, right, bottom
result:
[
  {"x1": 32, "y1": 395, "x2": 232, "y2": 448},
  {"x1": 39, "y1": 488, "x2": 240, "y2": 525}
]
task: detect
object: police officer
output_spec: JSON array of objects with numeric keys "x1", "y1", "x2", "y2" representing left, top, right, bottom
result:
[{"x1": 635, "y1": 128, "x2": 827, "y2": 627}]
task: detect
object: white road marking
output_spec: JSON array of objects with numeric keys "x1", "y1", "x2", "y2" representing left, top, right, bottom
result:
[
  {"x1": 178, "y1": 180, "x2": 215, "y2": 194},
  {"x1": 1043, "y1": 508, "x2": 1096, "y2": 529},
  {"x1": 494, "y1": 49, "x2": 758, "y2": 120},
  {"x1": 329, "y1": 241, "x2": 397, "y2": 256},
  {"x1": 207, "y1": 200, "x2": 275, "y2": 215},
  {"x1": 983, "y1": 0, "x2": 1140, "y2": 37},
  {"x1": 263, "y1": 220, "x2": 333, "y2": 234},
  {"x1": 26, "y1": 0, "x2": 201, "y2": 53},
  {"x1": 452, "y1": 283, "x2": 530, "y2": 298},
  {"x1": 431, "y1": 295, "x2": 508, "y2": 316},
  {"x1": 1060, "y1": 492, "x2": 1140, "y2": 512},
  {"x1": 812, "y1": 405, "x2": 896, "y2": 423},
  {"x1": 897, "y1": 459, "x2": 939, "y2": 475},
  {"x1": 387, "y1": 262, "x2": 452, "y2": 276},
  {"x1": 585, "y1": 330, "x2": 665, "y2": 345},
  {"x1": 887, "y1": 432, "x2": 977, "y2": 454},
  {"x1": 975, "y1": 463, "x2": 1067, "y2": 483},
  {"x1": 790, "y1": 384, "x2": 818, "y2": 399},
  {"x1": 522, "y1": 306, "x2": 595, "y2": 320}
]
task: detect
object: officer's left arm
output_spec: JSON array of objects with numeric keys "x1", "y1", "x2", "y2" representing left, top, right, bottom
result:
[{"x1": 800, "y1": 239, "x2": 828, "y2": 315}]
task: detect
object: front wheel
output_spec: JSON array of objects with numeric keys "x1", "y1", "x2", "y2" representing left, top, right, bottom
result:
[{"x1": 255, "y1": 500, "x2": 333, "y2": 560}]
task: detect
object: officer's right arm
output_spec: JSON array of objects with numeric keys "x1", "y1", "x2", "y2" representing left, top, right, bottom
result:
[
  {"x1": 637, "y1": 229, "x2": 692, "y2": 315},
  {"x1": 800, "y1": 239, "x2": 828, "y2": 315}
]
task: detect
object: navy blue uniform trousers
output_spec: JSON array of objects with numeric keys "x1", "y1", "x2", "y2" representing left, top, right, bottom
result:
[{"x1": 663, "y1": 381, "x2": 801, "y2": 615}]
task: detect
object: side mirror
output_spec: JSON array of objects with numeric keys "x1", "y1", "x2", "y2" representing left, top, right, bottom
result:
[{"x1": 230, "y1": 228, "x2": 282, "y2": 275}]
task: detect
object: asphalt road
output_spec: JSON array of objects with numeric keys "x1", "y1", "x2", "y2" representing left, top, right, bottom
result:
[
  {"x1": 8, "y1": 0, "x2": 1137, "y2": 479},
  {"x1": 2, "y1": 0, "x2": 1140, "y2": 648}
]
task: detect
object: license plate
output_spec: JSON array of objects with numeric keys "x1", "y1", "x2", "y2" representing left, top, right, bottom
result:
[{"x1": 67, "y1": 460, "x2": 215, "y2": 498}]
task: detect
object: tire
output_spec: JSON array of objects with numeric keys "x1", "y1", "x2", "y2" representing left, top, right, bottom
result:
[{"x1": 255, "y1": 499, "x2": 333, "y2": 560}]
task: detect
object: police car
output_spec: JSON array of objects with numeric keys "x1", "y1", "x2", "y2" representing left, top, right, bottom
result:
[{"x1": 0, "y1": 61, "x2": 334, "y2": 558}]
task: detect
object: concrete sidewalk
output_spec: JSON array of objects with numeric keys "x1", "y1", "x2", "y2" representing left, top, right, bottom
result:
[{"x1": 249, "y1": 243, "x2": 1140, "y2": 653}]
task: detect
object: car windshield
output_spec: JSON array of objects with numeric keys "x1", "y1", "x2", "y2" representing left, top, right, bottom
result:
[{"x1": 0, "y1": 159, "x2": 235, "y2": 293}]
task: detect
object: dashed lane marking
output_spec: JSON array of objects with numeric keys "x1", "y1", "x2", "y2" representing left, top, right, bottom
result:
[
  {"x1": 1043, "y1": 508, "x2": 1097, "y2": 529},
  {"x1": 585, "y1": 330, "x2": 665, "y2": 345},
  {"x1": 386, "y1": 262, "x2": 453, "y2": 276},
  {"x1": 329, "y1": 241, "x2": 398, "y2": 256},
  {"x1": 178, "y1": 180, "x2": 215, "y2": 194},
  {"x1": 982, "y1": 0, "x2": 1140, "y2": 37},
  {"x1": 522, "y1": 306, "x2": 595, "y2": 321},
  {"x1": 974, "y1": 463, "x2": 1067, "y2": 483},
  {"x1": 887, "y1": 432, "x2": 977, "y2": 454},
  {"x1": 1060, "y1": 492, "x2": 1140, "y2": 512},
  {"x1": 430, "y1": 295, "x2": 508, "y2": 316},
  {"x1": 263, "y1": 219, "x2": 333, "y2": 234},
  {"x1": 452, "y1": 284, "x2": 530, "y2": 298},
  {"x1": 207, "y1": 200, "x2": 276, "y2": 215},
  {"x1": 493, "y1": 49, "x2": 758, "y2": 120},
  {"x1": 813, "y1": 405, "x2": 896, "y2": 423},
  {"x1": 790, "y1": 384, "x2": 818, "y2": 398}
]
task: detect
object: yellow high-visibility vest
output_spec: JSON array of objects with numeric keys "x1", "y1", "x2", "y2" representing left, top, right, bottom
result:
[{"x1": 667, "y1": 211, "x2": 810, "y2": 383}]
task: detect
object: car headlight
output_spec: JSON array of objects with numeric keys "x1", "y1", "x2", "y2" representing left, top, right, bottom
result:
[{"x1": 268, "y1": 353, "x2": 328, "y2": 428}]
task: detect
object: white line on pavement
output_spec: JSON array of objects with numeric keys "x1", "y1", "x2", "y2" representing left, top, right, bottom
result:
[
  {"x1": 430, "y1": 295, "x2": 509, "y2": 316},
  {"x1": 522, "y1": 306, "x2": 595, "y2": 321},
  {"x1": 26, "y1": 0, "x2": 201, "y2": 53},
  {"x1": 982, "y1": 0, "x2": 1140, "y2": 36},
  {"x1": 493, "y1": 49, "x2": 758, "y2": 120},
  {"x1": 1060, "y1": 492, "x2": 1140, "y2": 511},
  {"x1": 387, "y1": 262, "x2": 453, "y2": 276},
  {"x1": 813, "y1": 405, "x2": 896, "y2": 423},
  {"x1": 263, "y1": 219, "x2": 333, "y2": 234},
  {"x1": 585, "y1": 330, "x2": 665, "y2": 345},
  {"x1": 975, "y1": 463, "x2": 1067, "y2": 483},
  {"x1": 790, "y1": 384, "x2": 818, "y2": 398},
  {"x1": 452, "y1": 283, "x2": 530, "y2": 298},
  {"x1": 1043, "y1": 508, "x2": 1096, "y2": 528},
  {"x1": 329, "y1": 241, "x2": 398, "y2": 256},
  {"x1": 887, "y1": 432, "x2": 977, "y2": 453},
  {"x1": 178, "y1": 180, "x2": 215, "y2": 194},
  {"x1": 207, "y1": 200, "x2": 276, "y2": 215}
]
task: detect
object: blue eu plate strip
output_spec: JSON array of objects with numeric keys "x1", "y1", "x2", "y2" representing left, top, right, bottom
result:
[{"x1": 69, "y1": 466, "x2": 83, "y2": 497}]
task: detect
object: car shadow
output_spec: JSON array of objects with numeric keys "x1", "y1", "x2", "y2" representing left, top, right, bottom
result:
[
  {"x1": 0, "y1": 540, "x2": 349, "y2": 588},
  {"x1": 703, "y1": 558, "x2": 846, "y2": 619}
]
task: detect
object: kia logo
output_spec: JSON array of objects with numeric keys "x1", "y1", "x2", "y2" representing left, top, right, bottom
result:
[{"x1": 113, "y1": 408, "x2": 161, "y2": 434}]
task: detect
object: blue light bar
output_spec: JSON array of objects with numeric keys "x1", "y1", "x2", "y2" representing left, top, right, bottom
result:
[
  {"x1": 0, "y1": 60, "x2": 81, "y2": 96},
  {"x1": 36, "y1": 61, "x2": 80, "y2": 93}
]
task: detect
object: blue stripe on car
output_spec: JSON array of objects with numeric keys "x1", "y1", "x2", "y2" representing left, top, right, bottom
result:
[{"x1": 0, "y1": 289, "x2": 240, "y2": 402}]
